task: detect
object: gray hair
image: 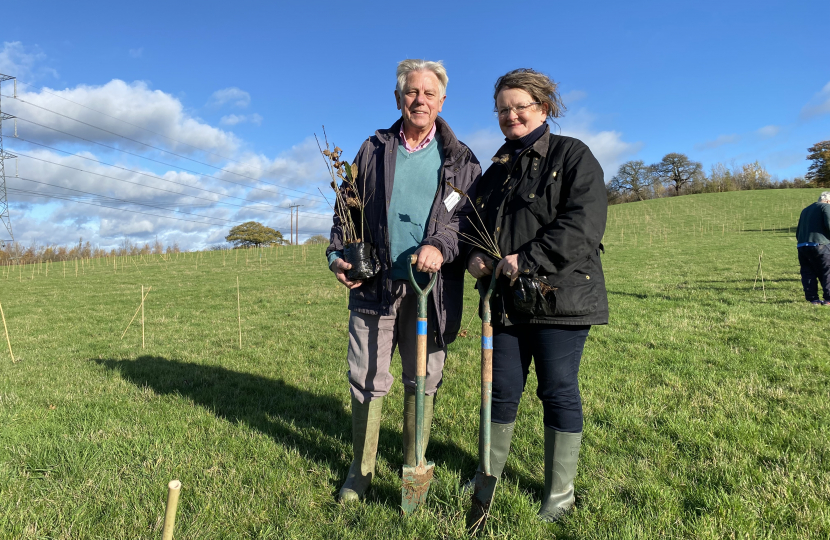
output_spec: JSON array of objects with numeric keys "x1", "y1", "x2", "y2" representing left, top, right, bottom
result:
[
  {"x1": 820, "y1": 192, "x2": 830, "y2": 203},
  {"x1": 396, "y1": 59, "x2": 448, "y2": 97}
]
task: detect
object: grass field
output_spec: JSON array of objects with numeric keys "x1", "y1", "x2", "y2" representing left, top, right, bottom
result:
[{"x1": 1, "y1": 188, "x2": 828, "y2": 539}]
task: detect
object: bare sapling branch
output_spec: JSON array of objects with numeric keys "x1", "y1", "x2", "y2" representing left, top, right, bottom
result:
[{"x1": 315, "y1": 127, "x2": 368, "y2": 245}]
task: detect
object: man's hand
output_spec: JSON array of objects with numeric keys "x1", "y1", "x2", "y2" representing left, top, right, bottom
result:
[
  {"x1": 414, "y1": 245, "x2": 444, "y2": 273},
  {"x1": 467, "y1": 250, "x2": 494, "y2": 279},
  {"x1": 494, "y1": 254, "x2": 519, "y2": 286},
  {"x1": 330, "y1": 258, "x2": 363, "y2": 289}
]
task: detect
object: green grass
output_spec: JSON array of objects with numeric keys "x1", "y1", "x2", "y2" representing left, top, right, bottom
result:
[{"x1": 1, "y1": 189, "x2": 828, "y2": 539}]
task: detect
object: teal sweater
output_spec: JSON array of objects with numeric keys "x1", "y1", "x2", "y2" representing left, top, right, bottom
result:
[
  {"x1": 388, "y1": 136, "x2": 444, "y2": 282},
  {"x1": 327, "y1": 135, "x2": 444, "y2": 283}
]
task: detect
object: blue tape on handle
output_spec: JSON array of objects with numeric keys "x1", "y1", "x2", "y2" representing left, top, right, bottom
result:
[
  {"x1": 417, "y1": 320, "x2": 428, "y2": 335},
  {"x1": 482, "y1": 336, "x2": 493, "y2": 349}
]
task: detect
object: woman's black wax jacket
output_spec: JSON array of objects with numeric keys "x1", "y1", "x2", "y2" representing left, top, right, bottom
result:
[{"x1": 473, "y1": 125, "x2": 609, "y2": 326}]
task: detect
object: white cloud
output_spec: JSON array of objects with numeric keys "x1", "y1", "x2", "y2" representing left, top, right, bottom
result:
[
  {"x1": 0, "y1": 43, "x2": 334, "y2": 249},
  {"x1": 0, "y1": 41, "x2": 58, "y2": 82},
  {"x1": 6, "y1": 79, "x2": 241, "y2": 155},
  {"x1": 128, "y1": 48, "x2": 143, "y2": 58},
  {"x1": 800, "y1": 81, "x2": 830, "y2": 119},
  {"x1": 220, "y1": 113, "x2": 263, "y2": 126},
  {"x1": 559, "y1": 109, "x2": 642, "y2": 178},
  {"x1": 8, "y1": 137, "x2": 335, "y2": 249},
  {"x1": 695, "y1": 134, "x2": 740, "y2": 151},
  {"x1": 756, "y1": 125, "x2": 780, "y2": 138},
  {"x1": 208, "y1": 87, "x2": 251, "y2": 108}
]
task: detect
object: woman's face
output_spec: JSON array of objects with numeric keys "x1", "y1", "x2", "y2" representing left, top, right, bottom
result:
[{"x1": 496, "y1": 88, "x2": 548, "y2": 140}]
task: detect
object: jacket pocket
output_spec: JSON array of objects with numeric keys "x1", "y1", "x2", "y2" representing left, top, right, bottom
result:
[
  {"x1": 550, "y1": 269, "x2": 598, "y2": 316},
  {"x1": 519, "y1": 166, "x2": 561, "y2": 225}
]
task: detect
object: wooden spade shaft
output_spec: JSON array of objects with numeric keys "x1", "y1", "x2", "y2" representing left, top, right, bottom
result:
[
  {"x1": 401, "y1": 254, "x2": 438, "y2": 514},
  {"x1": 479, "y1": 272, "x2": 498, "y2": 475}
]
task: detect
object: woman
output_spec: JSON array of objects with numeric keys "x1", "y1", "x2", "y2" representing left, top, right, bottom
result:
[{"x1": 467, "y1": 68, "x2": 608, "y2": 522}]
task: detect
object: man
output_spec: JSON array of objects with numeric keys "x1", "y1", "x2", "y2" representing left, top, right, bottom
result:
[
  {"x1": 326, "y1": 59, "x2": 481, "y2": 502},
  {"x1": 796, "y1": 191, "x2": 830, "y2": 305}
]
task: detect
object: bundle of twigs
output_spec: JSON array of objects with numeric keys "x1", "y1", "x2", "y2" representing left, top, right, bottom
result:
[
  {"x1": 316, "y1": 128, "x2": 367, "y2": 244},
  {"x1": 440, "y1": 181, "x2": 501, "y2": 261}
]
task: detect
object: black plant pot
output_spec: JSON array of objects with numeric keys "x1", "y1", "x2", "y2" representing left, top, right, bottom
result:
[{"x1": 344, "y1": 242, "x2": 380, "y2": 281}]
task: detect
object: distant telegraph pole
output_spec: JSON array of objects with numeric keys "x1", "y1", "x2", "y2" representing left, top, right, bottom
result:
[
  {"x1": 0, "y1": 73, "x2": 17, "y2": 244},
  {"x1": 288, "y1": 204, "x2": 302, "y2": 245}
]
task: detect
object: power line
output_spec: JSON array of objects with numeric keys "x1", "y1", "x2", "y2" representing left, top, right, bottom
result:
[
  {"x1": 12, "y1": 147, "x2": 332, "y2": 219},
  {"x1": 3, "y1": 78, "x2": 336, "y2": 240},
  {"x1": 7, "y1": 186, "x2": 228, "y2": 227},
  {"x1": 12, "y1": 176, "x2": 238, "y2": 225},
  {"x1": 7, "y1": 184, "x2": 333, "y2": 237},
  {"x1": 15, "y1": 79, "x2": 255, "y2": 167},
  {"x1": 10, "y1": 115, "x2": 327, "y2": 207},
  {"x1": 4, "y1": 94, "x2": 329, "y2": 202}
]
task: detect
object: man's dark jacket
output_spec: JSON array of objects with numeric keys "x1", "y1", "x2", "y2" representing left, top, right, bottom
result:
[
  {"x1": 796, "y1": 202, "x2": 830, "y2": 245},
  {"x1": 474, "y1": 125, "x2": 608, "y2": 326},
  {"x1": 327, "y1": 117, "x2": 482, "y2": 346}
]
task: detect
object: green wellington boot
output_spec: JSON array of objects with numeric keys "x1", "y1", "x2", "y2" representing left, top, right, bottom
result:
[
  {"x1": 339, "y1": 396, "x2": 384, "y2": 502},
  {"x1": 538, "y1": 428, "x2": 582, "y2": 522},
  {"x1": 402, "y1": 390, "x2": 434, "y2": 466}
]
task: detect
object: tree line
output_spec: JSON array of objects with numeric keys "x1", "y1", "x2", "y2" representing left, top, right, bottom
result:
[
  {"x1": 606, "y1": 140, "x2": 830, "y2": 205},
  {"x1": 0, "y1": 237, "x2": 182, "y2": 265}
]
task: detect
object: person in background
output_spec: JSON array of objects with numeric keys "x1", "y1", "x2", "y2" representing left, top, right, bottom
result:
[
  {"x1": 795, "y1": 191, "x2": 830, "y2": 306},
  {"x1": 326, "y1": 59, "x2": 481, "y2": 502},
  {"x1": 467, "y1": 68, "x2": 608, "y2": 522}
]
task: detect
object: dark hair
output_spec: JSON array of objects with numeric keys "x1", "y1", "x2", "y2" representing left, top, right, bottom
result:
[{"x1": 493, "y1": 68, "x2": 566, "y2": 120}]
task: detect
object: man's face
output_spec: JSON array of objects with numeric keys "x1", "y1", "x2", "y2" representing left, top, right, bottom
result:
[{"x1": 395, "y1": 70, "x2": 446, "y2": 133}]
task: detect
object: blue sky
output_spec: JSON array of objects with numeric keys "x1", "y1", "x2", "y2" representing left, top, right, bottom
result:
[{"x1": 1, "y1": 0, "x2": 828, "y2": 249}]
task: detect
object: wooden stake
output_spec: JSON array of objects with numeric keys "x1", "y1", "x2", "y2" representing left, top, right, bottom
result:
[
  {"x1": 161, "y1": 480, "x2": 182, "y2": 540},
  {"x1": 0, "y1": 300, "x2": 14, "y2": 363},
  {"x1": 752, "y1": 251, "x2": 766, "y2": 301},
  {"x1": 141, "y1": 285, "x2": 145, "y2": 349},
  {"x1": 121, "y1": 287, "x2": 152, "y2": 340},
  {"x1": 237, "y1": 276, "x2": 242, "y2": 349}
]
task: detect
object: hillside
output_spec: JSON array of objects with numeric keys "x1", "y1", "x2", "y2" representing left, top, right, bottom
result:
[{"x1": 0, "y1": 190, "x2": 827, "y2": 539}]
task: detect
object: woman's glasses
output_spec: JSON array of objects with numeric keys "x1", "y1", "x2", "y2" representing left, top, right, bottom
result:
[{"x1": 495, "y1": 102, "x2": 541, "y2": 118}]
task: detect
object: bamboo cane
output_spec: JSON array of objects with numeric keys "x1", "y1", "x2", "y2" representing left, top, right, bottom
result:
[
  {"x1": 121, "y1": 287, "x2": 153, "y2": 340},
  {"x1": 161, "y1": 480, "x2": 182, "y2": 540},
  {"x1": 0, "y1": 300, "x2": 14, "y2": 363},
  {"x1": 141, "y1": 285, "x2": 145, "y2": 349},
  {"x1": 237, "y1": 276, "x2": 242, "y2": 349}
]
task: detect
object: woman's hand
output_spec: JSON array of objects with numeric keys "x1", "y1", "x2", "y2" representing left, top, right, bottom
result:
[
  {"x1": 495, "y1": 254, "x2": 519, "y2": 286},
  {"x1": 468, "y1": 250, "x2": 494, "y2": 279}
]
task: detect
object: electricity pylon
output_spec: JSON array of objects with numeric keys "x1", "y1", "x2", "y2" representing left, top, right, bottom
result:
[{"x1": 0, "y1": 73, "x2": 16, "y2": 244}]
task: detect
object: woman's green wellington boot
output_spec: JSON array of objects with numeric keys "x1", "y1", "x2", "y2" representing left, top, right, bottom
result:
[{"x1": 538, "y1": 428, "x2": 582, "y2": 522}]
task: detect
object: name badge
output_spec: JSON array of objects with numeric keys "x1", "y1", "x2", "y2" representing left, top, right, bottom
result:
[{"x1": 443, "y1": 191, "x2": 461, "y2": 212}]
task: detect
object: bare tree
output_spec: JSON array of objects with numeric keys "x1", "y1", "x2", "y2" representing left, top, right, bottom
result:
[
  {"x1": 653, "y1": 153, "x2": 703, "y2": 195},
  {"x1": 609, "y1": 160, "x2": 652, "y2": 201}
]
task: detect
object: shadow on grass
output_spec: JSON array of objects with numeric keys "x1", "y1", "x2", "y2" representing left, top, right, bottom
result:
[{"x1": 94, "y1": 355, "x2": 477, "y2": 509}]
